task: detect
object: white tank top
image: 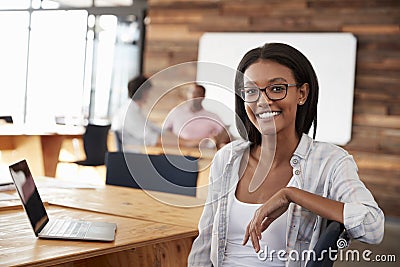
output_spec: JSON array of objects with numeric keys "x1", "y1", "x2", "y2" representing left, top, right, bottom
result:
[{"x1": 221, "y1": 177, "x2": 298, "y2": 267}]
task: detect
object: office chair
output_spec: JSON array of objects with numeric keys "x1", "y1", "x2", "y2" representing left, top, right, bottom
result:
[
  {"x1": 74, "y1": 123, "x2": 111, "y2": 166},
  {"x1": 306, "y1": 221, "x2": 346, "y2": 267},
  {"x1": 0, "y1": 116, "x2": 13, "y2": 123},
  {"x1": 105, "y1": 151, "x2": 199, "y2": 196},
  {"x1": 113, "y1": 130, "x2": 123, "y2": 151}
]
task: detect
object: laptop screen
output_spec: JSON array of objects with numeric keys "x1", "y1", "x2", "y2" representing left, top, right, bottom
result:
[{"x1": 9, "y1": 160, "x2": 49, "y2": 235}]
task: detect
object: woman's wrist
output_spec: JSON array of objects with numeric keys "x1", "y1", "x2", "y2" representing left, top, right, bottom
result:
[
  {"x1": 282, "y1": 187, "x2": 293, "y2": 204},
  {"x1": 283, "y1": 186, "x2": 296, "y2": 204}
]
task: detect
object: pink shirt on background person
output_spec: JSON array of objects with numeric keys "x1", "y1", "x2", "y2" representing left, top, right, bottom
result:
[{"x1": 163, "y1": 103, "x2": 225, "y2": 140}]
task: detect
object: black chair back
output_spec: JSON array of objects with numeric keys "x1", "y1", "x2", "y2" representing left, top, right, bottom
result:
[
  {"x1": 306, "y1": 221, "x2": 345, "y2": 267},
  {"x1": 0, "y1": 116, "x2": 13, "y2": 123},
  {"x1": 113, "y1": 131, "x2": 123, "y2": 151},
  {"x1": 75, "y1": 123, "x2": 111, "y2": 166},
  {"x1": 105, "y1": 151, "x2": 199, "y2": 196}
]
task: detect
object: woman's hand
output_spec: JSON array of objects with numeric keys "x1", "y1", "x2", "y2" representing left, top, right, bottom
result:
[
  {"x1": 242, "y1": 186, "x2": 345, "y2": 253},
  {"x1": 242, "y1": 188, "x2": 290, "y2": 252}
]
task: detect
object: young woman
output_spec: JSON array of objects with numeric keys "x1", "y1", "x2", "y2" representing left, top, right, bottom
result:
[{"x1": 188, "y1": 43, "x2": 384, "y2": 266}]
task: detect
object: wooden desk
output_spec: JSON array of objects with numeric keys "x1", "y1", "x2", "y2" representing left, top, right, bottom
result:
[
  {"x1": 0, "y1": 205, "x2": 197, "y2": 267},
  {"x1": 0, "y1": 124, "x2": 84, "y2": 177},
  {"x1": 126, "y1": 144, "x2": 217, "y2": 159},
  {"x1": 0, "y1": 181, "x2": 205, "y2": 266},
  {"x1": 44, "y1": 185, "x2": 205, "y2": 229}
]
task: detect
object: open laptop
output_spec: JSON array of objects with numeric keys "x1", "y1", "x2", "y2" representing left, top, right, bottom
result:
[{"x1": 9, "y1": 159, "x2": 117, "y2": 242}]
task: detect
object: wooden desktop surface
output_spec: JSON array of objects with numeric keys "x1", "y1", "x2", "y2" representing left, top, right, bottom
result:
[
  {"x1": 0, "y1": 183, "x2": 204, "y2": 267},
  {"x1": 0, "y1": 205, "x2": 196, "y2": 267},
  {"x1": 44, "y1": 185, "x2": 205, "y2": 229}
]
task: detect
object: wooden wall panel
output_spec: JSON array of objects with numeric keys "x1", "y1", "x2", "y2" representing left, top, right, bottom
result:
[{"x1": 145, "y1": 0, "x2": 400, "y2": 217}]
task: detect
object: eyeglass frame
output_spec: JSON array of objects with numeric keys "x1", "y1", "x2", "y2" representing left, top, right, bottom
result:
[{"x1": 239, "y1": 83, "x2": 300, "y2": 103}]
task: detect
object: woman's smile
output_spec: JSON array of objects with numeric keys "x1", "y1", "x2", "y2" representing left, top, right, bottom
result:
[{"x1": 256, "y1": 110, "x2": 281, "y2": 120}]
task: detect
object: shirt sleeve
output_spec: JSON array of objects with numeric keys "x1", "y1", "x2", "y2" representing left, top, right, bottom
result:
[
  {"x1": 143, "y1": 127, "x2": 160, "y2": 146},
  {"x1": 144, "y1": 120, "x2": 162, "y2": 146},
  {"x1": 329, "y1": 155, "x2": 384, "y2": 244},
  {"x1": 163, "y1": 106, "x2": 185, "y2": 131},
  {"x1": 188, "y1": 151, "x2": 225, "y2": 266},
  {"x1": 123, "y1": 103, "x2": 160, "y2": 146},
  {"x1": 163, "y1": 108, "x2": 176, "y2": 131}
]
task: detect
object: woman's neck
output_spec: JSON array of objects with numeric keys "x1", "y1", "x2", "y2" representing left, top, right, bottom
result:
[
  {"x1": 247, "y1": 131, "x2": 300, "y2": 192},
  {"x1": 253, "y1": 131, "x2": 300, "y2": 166}
]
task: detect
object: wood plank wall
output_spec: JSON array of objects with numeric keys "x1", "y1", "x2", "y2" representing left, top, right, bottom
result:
[{"x1": 144, "y1": 0, "x2": 400, "y2": 217}]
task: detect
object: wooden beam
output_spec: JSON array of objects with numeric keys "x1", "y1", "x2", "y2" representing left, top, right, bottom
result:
[
  {"x1": 353, "y1": 114, "x2": 400, "y2": 129},
  {"x1": 342, "y1": 24, "x2": 400, "y2": 34}
]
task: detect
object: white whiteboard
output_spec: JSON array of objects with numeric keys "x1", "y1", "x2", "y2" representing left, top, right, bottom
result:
[{"x1": 197, "y1": 33, "x2": 357, "y2": 145}]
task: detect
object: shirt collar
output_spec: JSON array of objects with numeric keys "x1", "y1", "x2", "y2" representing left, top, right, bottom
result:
[
  {"x1": 293, "y1": 133, "x2": 313, "y2": 159},
  {"x1": 227, "y1": 140, "x2": 251, "y2": 160},
  {"x1": 230, "y1": 133, "x2": 313, "y2": 160}
]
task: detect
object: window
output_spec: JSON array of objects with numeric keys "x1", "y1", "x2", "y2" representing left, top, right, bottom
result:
[
  {"x1": 0, "y1": 1, "x2": 145, "y2": 125},
  {"x1": 26, "y1": 10, "x2": 87, "y2": 125},
  {"x1": 0, "y1": 11, "x2": 29, "y2": 124}
]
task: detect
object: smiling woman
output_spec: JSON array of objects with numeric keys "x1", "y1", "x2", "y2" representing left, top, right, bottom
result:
[{"x1": 188, "y1": 43, "x2": 384, "y2": 267}]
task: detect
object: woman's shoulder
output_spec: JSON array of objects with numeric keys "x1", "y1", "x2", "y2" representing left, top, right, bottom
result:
[
  {"x1": 297, "y1": 134, "x2": 352, "y2": 165},
  {"x1": 312, "y1": 139, "x2": 349, "y2": 156},
  {"x1": 308, "y1": 138, "x2": 353, "y2": 167}
]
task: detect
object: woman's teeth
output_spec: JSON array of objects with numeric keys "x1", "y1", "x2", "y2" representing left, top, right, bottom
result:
[{"x1": 257, "y1": 111, "x2": 280, "y2": 119}]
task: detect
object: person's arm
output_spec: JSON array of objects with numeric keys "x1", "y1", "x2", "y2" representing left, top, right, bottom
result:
[
  {"x1": 328, "y1": 156, "x2": 384, "y2": 244},
  {"x1": 242, "y1": 187, "x2": 344, "y2": 252},
  {"x1": 187, "y1": 174, "x2": 215, "y2": 266},
  {"x1": 188, "y1": 149, "x2": 228, "y2": 266},
  {"x1": 162, "y1": 111, "x2": 173, "y2": 132},
  {"x1": 243, "y1": 156, "x2": 384, "y2": 252},
  {"x1": 288, "y1": 188, "x2": 344, "y2": 222}
]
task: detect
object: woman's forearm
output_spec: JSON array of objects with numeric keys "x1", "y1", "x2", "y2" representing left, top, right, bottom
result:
[{"x1": 285, "y1": 187, "x2": 344, "y2": 223}]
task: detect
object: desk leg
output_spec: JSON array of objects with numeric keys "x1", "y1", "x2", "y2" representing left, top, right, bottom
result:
[
  {"x1": 0, "y1": 136, "x2": 45, "y2": 176},
  {"x1": 41, "y1": 135, "x2": 64, "y2": 177}
]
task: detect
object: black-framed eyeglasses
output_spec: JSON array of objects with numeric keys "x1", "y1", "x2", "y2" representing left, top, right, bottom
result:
[{"x1": 239, "y1": 83, "x2": 299, "y2": 103}]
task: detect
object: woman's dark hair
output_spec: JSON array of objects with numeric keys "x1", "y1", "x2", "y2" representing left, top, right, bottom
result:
[
  {"x1": 235, "y1": 43, "x2": 319, "y2": 145},
  {"x1": 194, "y1": 83, "x2": 206, "y2": 96},
  {"x1": 128, "y1": 75, "x2": 152, "y2": 100}
]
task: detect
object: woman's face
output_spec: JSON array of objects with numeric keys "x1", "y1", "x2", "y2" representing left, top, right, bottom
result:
[{"x1": 243, "y1": 60, "x2": 308, "y2": 137}]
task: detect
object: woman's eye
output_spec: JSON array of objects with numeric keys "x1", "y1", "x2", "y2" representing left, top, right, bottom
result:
[
  {"x1": 271, "y1": 85, "x2": 285, "y2": 93},
  {"x1": 245, "y1": 88, "x2": 258, "y2": 95}
]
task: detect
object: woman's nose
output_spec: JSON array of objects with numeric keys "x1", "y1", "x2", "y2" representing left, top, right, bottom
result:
[{"x1": 258, "y1": 90, "x2": 274, "y2": 107}]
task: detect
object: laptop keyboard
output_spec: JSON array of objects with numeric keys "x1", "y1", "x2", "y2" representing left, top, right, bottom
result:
[{"x1": 43, "y1": 219, "x2": 91, "y2": 238}]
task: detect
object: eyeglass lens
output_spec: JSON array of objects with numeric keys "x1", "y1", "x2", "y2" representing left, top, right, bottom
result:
[{"x1": 242, "y1": 84, "x2": 287, "y2": 102}]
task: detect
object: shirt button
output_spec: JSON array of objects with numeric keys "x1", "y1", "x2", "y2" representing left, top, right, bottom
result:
[
  {"x1": 292, "y1": 158, "x2": 298, "y2": 165},
  {"x1": 295, "y1": 170, "x2": 301, "y2": 175}
]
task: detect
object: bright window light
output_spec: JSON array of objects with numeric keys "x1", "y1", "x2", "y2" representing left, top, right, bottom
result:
[
  {"x1": 0, "y1": 0, "x2": 30, "y2": 10},
  {"x1": 26, "y1": 10, "x2": 87, "y2": 125},
  {"x1": 0, "y1": 12, "x2": 29, "y2": 124}
]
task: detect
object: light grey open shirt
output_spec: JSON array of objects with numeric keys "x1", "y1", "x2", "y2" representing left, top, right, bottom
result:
[{"x1": 188, "y1": 134, "x2": 384, "y2": 267}]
